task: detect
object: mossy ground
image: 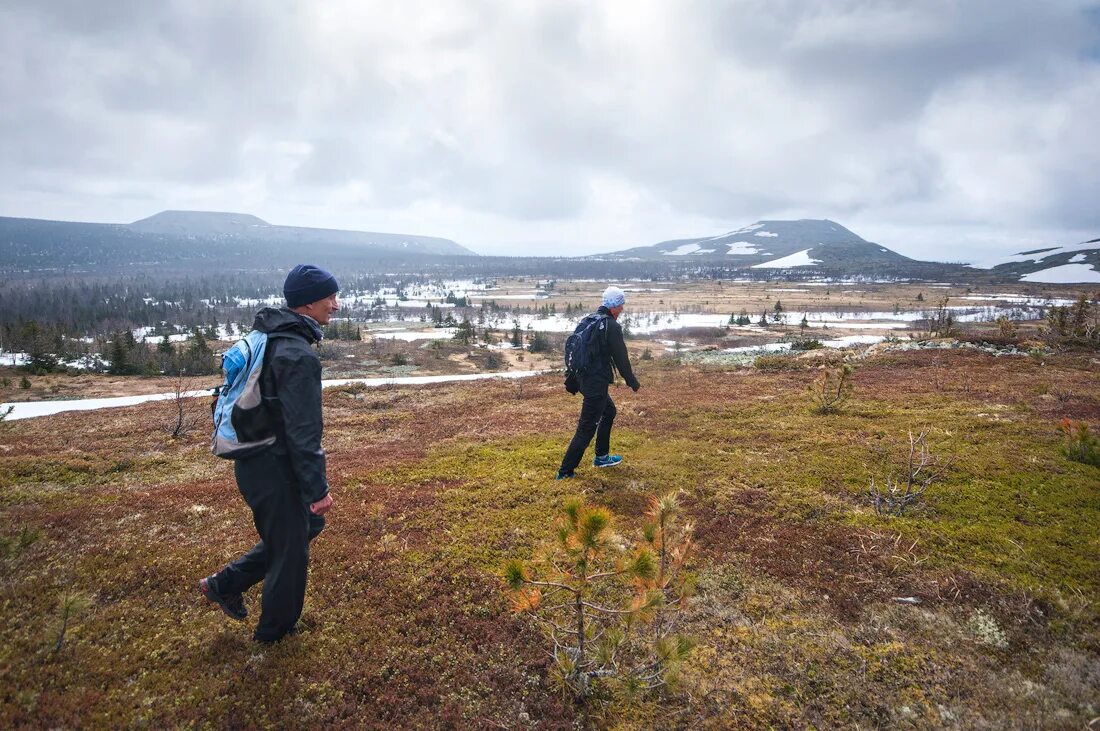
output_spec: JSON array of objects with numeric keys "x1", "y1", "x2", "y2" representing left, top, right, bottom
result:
[{"x1": 1, "y1": 349, "x2": 1097, "y2": 728}]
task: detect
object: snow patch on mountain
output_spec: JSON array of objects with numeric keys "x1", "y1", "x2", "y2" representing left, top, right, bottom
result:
[
  {"x1": 725, "y1": 241, "x2": 761, "y2": 255},
  {"x1": 663, "y1": 243, "x2": 704, "y2": 256},
  {"x1": 970, "y1": 239, "x2": 1099, "y2": 269},
  {"x1": 1019, "y1": 263, "x2": 1100, "y2": 283},
  {"x1": 752, "y1": 249, "x2": 821, "y2": 268}
]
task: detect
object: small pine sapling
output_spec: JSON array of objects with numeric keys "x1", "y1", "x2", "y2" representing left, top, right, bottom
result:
[
  {"x1": 1058, "y1": 418, "x2": 1100, "y2": 467},
  {"x1": 505, "y1": 494, "x2": 695, "y2": 700},
  {"x1": 809, "y1": 363, "x2": 853, "y2": 414},
  {"x1": 996, "y1": 315, "x2": 1018, "y2": 339},
  {"x1": 51, "y1": 591, "x2": 91, "y2": 657}
]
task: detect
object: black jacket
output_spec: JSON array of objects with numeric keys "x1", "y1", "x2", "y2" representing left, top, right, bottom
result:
[
  {"x1": 586, "y1": 306, "x2": 640, "y2": 390},
  {"x1": 253, "y1": 307, "x2": 329, "y2": 504}
]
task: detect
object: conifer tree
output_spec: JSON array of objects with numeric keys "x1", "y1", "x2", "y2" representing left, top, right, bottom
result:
[{"x1": 506, "y1": 494, "x2": 695, "y2": 699}]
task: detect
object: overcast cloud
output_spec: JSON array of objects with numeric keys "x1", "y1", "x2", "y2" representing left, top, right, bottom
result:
[{"x1": 1, "y1": 0, "x2": 1098, "y2": 261}]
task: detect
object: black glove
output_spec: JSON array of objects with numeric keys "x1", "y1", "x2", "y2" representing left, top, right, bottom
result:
[{"x1": 630, "y1": 380, "x2": 641, "y2": 393}]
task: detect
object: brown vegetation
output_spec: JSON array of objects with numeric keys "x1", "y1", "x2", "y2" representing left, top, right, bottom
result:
[{"x1": 1, "y1": 345, "x2": 1098, "y2": 728}]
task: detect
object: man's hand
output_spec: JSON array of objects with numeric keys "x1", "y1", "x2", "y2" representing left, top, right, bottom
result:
[
  {"x1": 310, "y1": 494, "x2": 333, "y2": 515},
  {"x1": 631, "y1": 381, "x2": 641, "y2": 392}
]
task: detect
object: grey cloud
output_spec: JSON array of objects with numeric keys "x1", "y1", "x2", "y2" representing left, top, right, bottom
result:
[{"x1": 1, "y1": 0, "x2": 1098, "y2": 256}]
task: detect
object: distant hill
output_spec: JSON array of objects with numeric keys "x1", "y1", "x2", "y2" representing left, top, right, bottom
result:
[
  {"x1": 0, "y1": 211, "x2": 475, "y2": 274},
  {"x1": 128, "y1": 210, "x2": 474, "y2": 257},
  {"x1": 603, "y1": 219, "x2": 1100, "y2": 282},
  {"x1": 979, "y1": 237, "x2": 1100, "y2": 284},
  {"x1": 602, "y1": 219, "x2": 966, "y2": 279}
]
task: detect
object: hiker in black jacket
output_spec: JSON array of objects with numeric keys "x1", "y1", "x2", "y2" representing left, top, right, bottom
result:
[
  {"x1": 557, "y1": 286, "x2": 641, "y2": 479},
  {"x1": 200, "y1": 265, "x2": 339, "y2": 644}
]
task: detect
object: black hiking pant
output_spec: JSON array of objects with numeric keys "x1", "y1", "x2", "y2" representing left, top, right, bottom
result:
[
  {"x1": 559, "y1": 379, "x2": 617, "y2": 474},
  {"x1": 213, "y1": 449, "x2": 325, "y2": 643}
]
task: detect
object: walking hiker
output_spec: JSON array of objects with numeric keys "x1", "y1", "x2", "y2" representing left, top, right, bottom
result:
[
  {"x1": 200, "y1": 264, "x2": 339, "y2": 644},
  {"x1": 557, "y1": 285, "x2": 641, "y2": 479}
]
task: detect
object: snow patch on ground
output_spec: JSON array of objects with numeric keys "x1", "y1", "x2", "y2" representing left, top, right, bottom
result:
[
  {"x1": 1, "y1": 371, "x2": 546, "y2": 421},
  {"x1": 369, "y1": 328, "x2": 458, "y2": 341},
  {"x1": 1, "y1": 352, "x2": 30, "y2": 367},
  {"x1": 1020, "y1": 263, "x2": 1100, "y2": 283},
  {"x1": 752, "y1": 249, "x2": 821, "y2": 268},
  {"x1": 754, "y1": 231, "x2": 779, "y2": 237}
]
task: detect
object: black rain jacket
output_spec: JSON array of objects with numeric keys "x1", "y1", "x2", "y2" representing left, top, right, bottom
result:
[
  {"x1": 252, "y1": 307, "x2": 329, "y2": 504},
  {"x1": 585, "y1": 305, "x2": 640, "y2": 390}
]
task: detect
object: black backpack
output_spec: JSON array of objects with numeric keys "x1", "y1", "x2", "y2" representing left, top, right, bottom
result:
[{"x1": 563, "y1": 313, "x2": 608, "y2": 393}]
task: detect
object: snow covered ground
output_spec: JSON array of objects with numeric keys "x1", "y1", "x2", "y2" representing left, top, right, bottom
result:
[
  {"x1": 377, "y1": 300, "x2": 1058, "y2": 339},
  {"x1": 1, "y1": 370, "x2": 545, "y2": 421},
  {"x1": 370, "y1": 328, "x2": 459, "y2": 341}
]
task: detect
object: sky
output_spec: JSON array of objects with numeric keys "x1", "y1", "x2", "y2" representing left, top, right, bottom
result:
[{"x1": 1, "y1": 0, "x2": 1099, "y2": 263}]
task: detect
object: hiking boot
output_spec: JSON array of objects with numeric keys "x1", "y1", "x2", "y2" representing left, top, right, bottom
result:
[
  {"x1": 199, "y1": 576, "x2": 247, "y2": 621},
  {"x1": 593, "y1": 454, "x2": 623, "y2": 468},
  {"x1": 555, "y1": 470, "x2": 576, "y2": 480},
  {"x1": 255, "y1": 624, "x2": 302, "y2": 645}
]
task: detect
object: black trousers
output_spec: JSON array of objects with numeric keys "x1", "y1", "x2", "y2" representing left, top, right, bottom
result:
[
  {"x1": 213, "y1": 449, "x2": 325, "y2": 643},
  {"x1": 559, "y1": 380, "x2": 617, "y2": 474}
]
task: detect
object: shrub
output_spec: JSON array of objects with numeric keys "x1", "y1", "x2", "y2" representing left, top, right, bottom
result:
[
  {"x1": 1058, "y1": 419, "x2": 1100, "y2": 467},
  {"x1": 389, "y1": 353, "x2": 409, "y2": 366},
  {"x1": 995, "y1": 315, "x2": 1018, "y2": 339},
  {"x1": 808, "y1": 364, "x2": 852, "y2": 414},
  {"x1": 505, "y1": 493, "x2": 695, "y2": 700},
  {"x1": 867, "y1": 429, "x2": 950, "y2": 515},
  {"x1": 640, "y1": 347, "x2": 653, "y2": 361},
  {"x1": 19, "y1": 376, "x2": 31, "y2": 389},
  {"x1": 0, "y1": 526, "x2": 41, "y2": 558},
  {"x1": 788, "y1": 338, "x2": 823, "y2": 352},
  {"x1": 753, "y1": 354, "x2": 800, "y2": 371}
]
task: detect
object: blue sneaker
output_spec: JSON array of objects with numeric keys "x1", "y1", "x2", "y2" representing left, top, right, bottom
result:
[
  {"x1": 555, "y1": 470, "x2": 575, "y2": 480},
  {"x1": 593, "y1": 454, "x2": 623, "y2": 468}
]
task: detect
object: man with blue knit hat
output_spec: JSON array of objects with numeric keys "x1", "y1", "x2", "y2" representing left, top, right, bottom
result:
[
  {"x1": 557, "y1": 285, "x2": 641, "y2": 479},
  {"x1": 200, "y1": 264, "x2": 340, "y2": 644}
]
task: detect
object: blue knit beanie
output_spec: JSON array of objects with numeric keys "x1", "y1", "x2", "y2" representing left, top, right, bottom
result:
[{"x1": 284, "y1": 264, "x2": 339, "y2": 308}]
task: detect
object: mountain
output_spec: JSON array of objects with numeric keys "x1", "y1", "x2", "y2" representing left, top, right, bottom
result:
[
  {"x1": 603, "y1": 219, "x2": 961, "y2": 279},
  {"x1": 128, "y1": 210, "x2": 270, "y2": 237},
  {"x1": 128, "y1": 210, "x2": 474, "y2": 257},
  {"x1": 980, "y1": 238, "x2": 1100, "y2": 283},
  {"x1": 0, "y1": 211, "x2": 475, "y2": 274}
]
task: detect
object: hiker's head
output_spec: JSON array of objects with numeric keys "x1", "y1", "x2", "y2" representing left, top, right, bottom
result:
[
  {"x1": 285, "y1": 264, "x2": 340, "y2": 325},
  {"x1": 602, "y1": 286, "x2": 626, "y2": 319}
]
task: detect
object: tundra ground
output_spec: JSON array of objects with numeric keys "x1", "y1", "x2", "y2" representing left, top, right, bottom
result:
[{"x1": 1, "y1": 348, "x2": 1098, "y2": 728}]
